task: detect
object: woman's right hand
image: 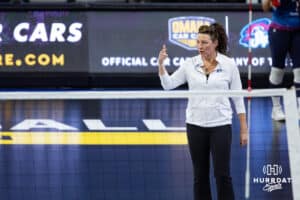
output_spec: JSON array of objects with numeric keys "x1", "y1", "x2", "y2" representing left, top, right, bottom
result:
[{"x1": 158, "y1": 44, "x2": 168, "y2": 66}]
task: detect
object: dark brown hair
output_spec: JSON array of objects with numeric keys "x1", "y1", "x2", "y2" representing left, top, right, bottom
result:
[{"x1": 198, "y1": 23, "x2": 228, "y2": 55}]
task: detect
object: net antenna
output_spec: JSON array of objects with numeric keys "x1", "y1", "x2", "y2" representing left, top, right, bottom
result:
[{"x1": 245, "y1": 0, "x2": 253, "y2": 198}]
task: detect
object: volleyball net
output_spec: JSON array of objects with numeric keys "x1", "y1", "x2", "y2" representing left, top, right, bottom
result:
[{"x1": 0, "y1": 88, "x2": 299, "y2": 199}]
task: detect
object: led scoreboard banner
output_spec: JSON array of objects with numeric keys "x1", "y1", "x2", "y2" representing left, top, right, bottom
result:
[
  {"x1": 0, "y1": 11, "x2": 88, "y2": 72},
  {"x1": 0, "y1": 8, "x2": 288, "y2": 87},
  {"x1": 88, "y1": 11, "x2": 280, "y2": 75}
]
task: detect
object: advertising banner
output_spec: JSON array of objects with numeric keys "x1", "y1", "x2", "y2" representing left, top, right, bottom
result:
[
  {"x1": 1, "y1": 10, "x2": 292, "y2": 77},
  {"x1": 0, "y1": 11, "x2": 88, "y2": 72},
  {"x1": 88, "y1": 11, "x2": 293, "y2": 75}
]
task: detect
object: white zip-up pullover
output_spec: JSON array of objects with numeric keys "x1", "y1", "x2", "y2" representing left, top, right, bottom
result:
[{"x1": 159, "y1": 53, "x2": 246, "y2": 127}]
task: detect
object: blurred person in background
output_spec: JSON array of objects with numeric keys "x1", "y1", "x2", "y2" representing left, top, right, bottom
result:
[{"x1": 262, "y1": 0, "x2": 300, "y2": 121}]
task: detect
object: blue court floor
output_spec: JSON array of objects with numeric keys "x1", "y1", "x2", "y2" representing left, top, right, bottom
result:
[{"x1": 0, "y1": 97, "x2": 294, "y2": 200}]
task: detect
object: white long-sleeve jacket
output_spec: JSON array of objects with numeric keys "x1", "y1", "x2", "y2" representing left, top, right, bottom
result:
[{"x1": 159, "y1": 53, "x2": 246, "y2": 127}]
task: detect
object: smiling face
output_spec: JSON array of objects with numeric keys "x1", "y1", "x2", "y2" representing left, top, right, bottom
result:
[{"x1": 197, "y1": 33, "x2": 218, "y2": 60}]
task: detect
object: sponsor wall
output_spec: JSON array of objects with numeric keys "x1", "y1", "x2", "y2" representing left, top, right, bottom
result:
[{"x1": 1, "y1": 10, "x2": 291, "y2": 76}]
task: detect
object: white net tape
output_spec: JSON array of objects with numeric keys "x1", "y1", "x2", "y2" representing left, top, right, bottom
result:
[{"x1": 0, "y1": 88, "x2": 289, "y2": 100}]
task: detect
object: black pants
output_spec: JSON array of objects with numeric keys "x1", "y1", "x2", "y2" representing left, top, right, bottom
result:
[
  {"x1": 186, "y1": 123, "x2": 234, "y2": 200},
  {"x1": 268, "y1": 27, "x2": 300, "y2": 69}
]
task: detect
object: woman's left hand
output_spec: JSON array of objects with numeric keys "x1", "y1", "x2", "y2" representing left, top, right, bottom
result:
[{"x1": 240, "y1": 128, "x2": 248, "y2": 147}]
